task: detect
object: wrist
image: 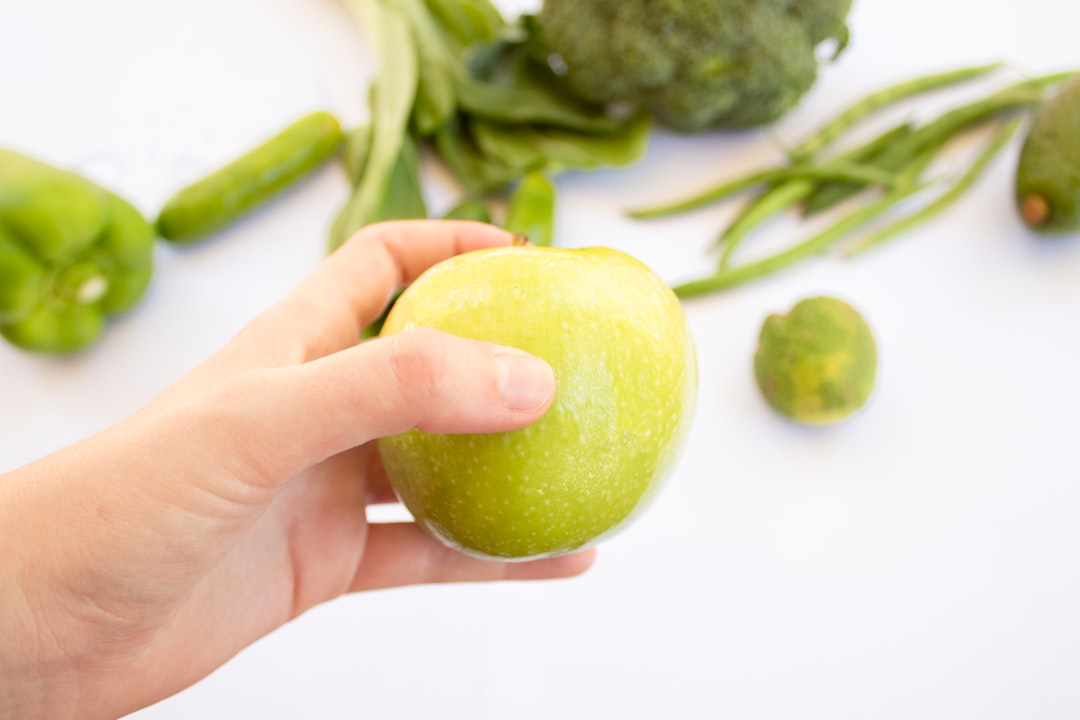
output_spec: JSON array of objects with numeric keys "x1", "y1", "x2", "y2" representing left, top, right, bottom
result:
[{"x1": 0, "y1": 465, "x2": 83, "y2": 718}]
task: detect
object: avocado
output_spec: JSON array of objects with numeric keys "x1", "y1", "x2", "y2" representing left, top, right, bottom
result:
[{"x1": 1016, "y1": 76, "x2": 1080, "y2": 235}]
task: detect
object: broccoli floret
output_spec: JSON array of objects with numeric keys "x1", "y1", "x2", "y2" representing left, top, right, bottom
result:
[{"x1": 534, "y1": 0, "x2": 853, "y2": 132}]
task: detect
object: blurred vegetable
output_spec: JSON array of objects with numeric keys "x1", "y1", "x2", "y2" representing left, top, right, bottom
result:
[
  {"x1": 754, "y1": 296, "x2": 877, "y2": 425},
  {"x1": 533, "y1": 0, "x2": 854, "y2": 132},
  {"x1": 156, "y1": 111, "x2": 342, "y2": 244},
  {"x1": 504, "y1": 171, "x2": 556, "y2": 247},
  {"x1": 0, "y1": 149, "x2": 154, "y2": 353},
  {"x1": 441, "y1": 197, "x2": 492, "y2": 222},
  {"x1": 330, "y1": 0, "x2": 651, "y2": 251},
  {"x1": 635, "y1": 66, "x2": 1077, "y2": 297},
  {"x1": 847, "y1": 118, "x2": 1023, "y2": 256},
  {"x1": 1015, "y1": 75, "x2": 1080, "y2": 235}
]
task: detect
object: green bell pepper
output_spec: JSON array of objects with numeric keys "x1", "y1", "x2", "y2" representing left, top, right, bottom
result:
[{"x1": 0, "y1": 149, "x2": 154, "y2": 354}]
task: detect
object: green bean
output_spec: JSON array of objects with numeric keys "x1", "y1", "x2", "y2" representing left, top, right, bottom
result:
[
  {"x1": 802, "y1": 83, "x2": 1046, "y2": 217},
  {"x1": 787, "y1": 62, "x2": 1004, "y2": 162},
  {"x1": 715, "y1": 122, "x2": 915, "y2": 268},
  {"x1": 845, "y1": 119, "x2": 1022, "y2": 257},
  {"x1": 673, "y1": 183, "x2": 927, "y2": 298},
  {"x1": 715, "y1": 182, "x2": 814, "y2": 267},
  {"x1": 628, "y1": 161, "x2": 902, "y2": 219}
]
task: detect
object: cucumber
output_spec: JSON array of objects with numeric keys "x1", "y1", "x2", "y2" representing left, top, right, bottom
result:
[{"x1": 156, "y1": 111, "x2": 343, "y2": 244}]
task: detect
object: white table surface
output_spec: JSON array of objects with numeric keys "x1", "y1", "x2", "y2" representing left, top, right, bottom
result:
[{"x1": 3, "y1": 1, "x2": 1080, "y2": 718}]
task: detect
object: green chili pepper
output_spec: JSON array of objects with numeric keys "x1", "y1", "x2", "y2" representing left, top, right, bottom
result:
[
  {"x1": 504, "y1": 171, "x2": 556, "y2": 247},
  {"x1": 157, "y1": 111, "x2": 343, "y2": 245},
  {"x1": 0, "y1": 149, "x2": 154, "y2": 353}
]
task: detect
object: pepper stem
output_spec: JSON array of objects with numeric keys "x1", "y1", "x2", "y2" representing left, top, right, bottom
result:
[{"x1": 55, "y1": 259, "x2": 110, "y2": 305}]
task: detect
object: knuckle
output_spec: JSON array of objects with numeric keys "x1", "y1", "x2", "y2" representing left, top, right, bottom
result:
[{"x1": 388, "y1": 328, "x2": 449, "y2": 403}]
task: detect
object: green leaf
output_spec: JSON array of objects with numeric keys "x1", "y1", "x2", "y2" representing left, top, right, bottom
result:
[
  {"x1": 504, "y1": 171, "x2": 556, "y2": 247},
  {"x1": 331, "y1": 133, "x2": 428, "y2": 243},
  {"x1": 470, "y1": 119, "x2": 546, "y2": 176},
  {"x1": 442, "y1": 197, "x2": 492, "y2": 222},
  {"x1": 532, "y1": 111, "x2": 651, "y2": 172},
  {"x1": 434, "y1": 117, "x2": 521, "y2": 193}
]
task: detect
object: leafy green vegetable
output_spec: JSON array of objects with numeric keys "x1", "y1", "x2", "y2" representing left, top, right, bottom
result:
[{"x1": 332, "y1": 0, "x2": 651, "y2": 249}]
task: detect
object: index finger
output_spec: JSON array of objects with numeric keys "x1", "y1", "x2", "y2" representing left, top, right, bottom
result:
[{"x1": 240, "y1": 220, "x2": 516, "y2": 365}]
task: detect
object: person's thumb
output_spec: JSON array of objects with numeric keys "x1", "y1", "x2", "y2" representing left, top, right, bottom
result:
[{"x1": 244, "y1": 327, "x2": 557, "y2": 479}]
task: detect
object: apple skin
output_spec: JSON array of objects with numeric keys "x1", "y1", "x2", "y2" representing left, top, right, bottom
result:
[{"x1": 376, "y1": 245, "x2": 697, "y2": 560}]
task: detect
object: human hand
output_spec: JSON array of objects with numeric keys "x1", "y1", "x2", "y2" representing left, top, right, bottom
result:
[{"x1": 0, "y1": 220, "x2": 595, "y2": 720}]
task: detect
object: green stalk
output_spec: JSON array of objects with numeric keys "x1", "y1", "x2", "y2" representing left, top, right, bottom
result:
[{"x1": 331, "y1": 0, "x2": 419, "y2": 252}]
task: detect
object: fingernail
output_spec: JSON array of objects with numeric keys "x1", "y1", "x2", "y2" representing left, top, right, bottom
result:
[{"x1": 494, "y1": 348, "x2": 555, "y2": 412}]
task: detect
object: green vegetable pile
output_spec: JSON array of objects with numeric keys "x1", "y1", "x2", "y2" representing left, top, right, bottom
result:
[
  {"x1": 631, "y1": 65, "x2": 1077, "y2": 297},
  {"x1": 3, "y1": 0, "x2": 1078, "y2": 366},
  {"x1": 329, "y1": 0, "x2": 652, "y2": 251},
  {"x1": 533, "y1": 0, "x2": 854, "y2": 133}
]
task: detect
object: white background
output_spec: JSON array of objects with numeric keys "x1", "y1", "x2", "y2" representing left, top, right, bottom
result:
[{"x1": 2, "y1": 0, "x2": 1080, "y2": 718}]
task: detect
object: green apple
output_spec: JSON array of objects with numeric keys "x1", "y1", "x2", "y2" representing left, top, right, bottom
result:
[{"x1": 377, "y1": 245, "x2": 697, "y2": 560}]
